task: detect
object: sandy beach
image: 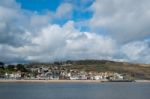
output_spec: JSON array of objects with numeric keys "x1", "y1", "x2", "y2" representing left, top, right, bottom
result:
[
  {"x1": 0, "y1": 80, "x2": 103, "y2": 83},
  {"x1": 0, "y1": 80, "x2": 150, "y2": 83},
  {"x1": 135, "y1": 80, "x2": 150, "y2": 83}
]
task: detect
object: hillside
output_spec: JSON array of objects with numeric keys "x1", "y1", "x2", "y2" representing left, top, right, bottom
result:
[{"x1": 63, "y1": 60, "x2": 150, "y2": 80}]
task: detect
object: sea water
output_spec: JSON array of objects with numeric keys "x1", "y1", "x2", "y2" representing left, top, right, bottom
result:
[{"x1": 0, "y1": 82, "x2": 150, "y2": 99}]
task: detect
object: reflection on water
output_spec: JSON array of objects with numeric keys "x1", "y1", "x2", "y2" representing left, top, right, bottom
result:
[{"x1": 0, "y1": 82, "x2": 150, "y2": 99}]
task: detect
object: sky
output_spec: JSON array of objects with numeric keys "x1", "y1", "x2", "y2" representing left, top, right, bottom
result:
[{"x1": 0, "y1": 0, "x2": 150, "y2": 64}]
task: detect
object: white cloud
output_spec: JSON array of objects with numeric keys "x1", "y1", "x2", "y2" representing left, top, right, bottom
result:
[
  {"x1": 90, "y1": 0, "x2": 150, "y2": 43},
  {"x1": 30, "y1": 14, "x2": 51, "y2": 28},
  {"x1": 24, "y1": 21, "x2": 116, "y2": 62},
  {"x1": 0, "y1": 5, "x2": 30, "y2": 46},
  {"x1": 0, "y1": 20, "x2": 116, "y2": 63},
  {"x1": 121, "y1": 40, "x2": 150, "y2": 63},
  {"x1": 0, "y1": 0, "x2": 150, "y2": 64},
  {"x1": 0, "y1": 0, "x2": 19, "y2": 8},
  {"x1": 0, "y1": 0, "x2": 52, "y2": 47},
  {"x1": 55, "y1": 3, "x2": 73, "y2": 19},
  {"x1": 0, "y1": 0, "x2": 73, "y2": 47}
]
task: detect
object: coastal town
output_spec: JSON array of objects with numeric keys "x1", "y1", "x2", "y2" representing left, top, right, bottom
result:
[{"x1": 0, "y1": 61, "x2": 132, "y2": 82}]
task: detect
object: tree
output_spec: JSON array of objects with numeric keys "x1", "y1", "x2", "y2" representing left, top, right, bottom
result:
[
  {"x1": 0, "y1": 69, "x2": 5, "y2": 76},
  {"x1": 16, "y1": 64, "x2": 27, "y2": 72},
  {"x1": 0, "y1": 62, "x2": 4, "y2": 65},
  {"x1": 0, "y1": 62, "x2": 4, "y2": 70},
  {"x1": 6, "y1": 65, "x2": 15, "y2": 72},
  {"x1": 0, "y1": 63, "x2": 5, "y2": 75}
]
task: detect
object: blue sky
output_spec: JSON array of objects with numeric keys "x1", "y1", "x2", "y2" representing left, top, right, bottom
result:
[
  {"x1": 0, "y1": 0, "x2": 150, "y2": 64},
  {"x1": 17, "y1": 0, "x2": 61, "y2": 12},
  {"x1": 17, "y1": 0, "x2": 93, "y2": 22}
]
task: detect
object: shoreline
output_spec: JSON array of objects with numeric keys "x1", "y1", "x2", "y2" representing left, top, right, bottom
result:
[
  {"x1": 135, "y1": 80, "x2": 150, "y2": 83},
  {"x1": 0, "y1": 79, "x2": 150, "y2": 83},
  {"x1": 0, "y1": 80, "x2": 103, "y2": 83}
]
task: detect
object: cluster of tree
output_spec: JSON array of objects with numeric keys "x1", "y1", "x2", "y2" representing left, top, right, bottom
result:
[
  {"x1": 0, "y1": 62, "x2": 29, "y2": 75},
  {"x1": 0, "y1": 62, "x2": 5, "y2": 75}
]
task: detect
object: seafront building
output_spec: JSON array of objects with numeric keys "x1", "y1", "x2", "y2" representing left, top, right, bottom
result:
[{"x1": 0, "y1": 63, "x2": 125, "y2": 81}]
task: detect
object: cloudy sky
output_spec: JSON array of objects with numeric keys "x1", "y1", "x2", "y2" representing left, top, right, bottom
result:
[{"x1": 0, "y1": 0, "x2": 150, "y2": 64}]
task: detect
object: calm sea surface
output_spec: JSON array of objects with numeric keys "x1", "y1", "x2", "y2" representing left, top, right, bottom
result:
[{"x1": 0, "y1": 82, "x2": 150, "y2": 99}]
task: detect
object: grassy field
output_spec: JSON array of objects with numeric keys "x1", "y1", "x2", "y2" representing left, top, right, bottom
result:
[{"x1": 64, "y1": 60, "x2": 150, "y2": 80}]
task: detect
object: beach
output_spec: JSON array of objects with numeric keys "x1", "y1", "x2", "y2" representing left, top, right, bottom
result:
[
  {"x1": 0, "y1": 79, "x2": 150, "y2": 83},
  {"x1": 135, "y1": 80, "x2": 150, "y2": 83},
  {"x1": 0, "y1": 80, "x2": 103, "y2": 83}
]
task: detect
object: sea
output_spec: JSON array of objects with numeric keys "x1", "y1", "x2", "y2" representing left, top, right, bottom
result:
[{"x1": 0, "y1": 82, "x2": 150, "y2": 99}]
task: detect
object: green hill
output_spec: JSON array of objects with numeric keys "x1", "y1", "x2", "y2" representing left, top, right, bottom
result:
[{"x1": 63, "y1": 60, "x2": 150, "y2": 80}]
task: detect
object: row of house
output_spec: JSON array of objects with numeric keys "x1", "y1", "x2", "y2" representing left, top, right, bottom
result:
[
  {"x1": 5, "y1": 71, "x2": 21, "y2": 80},
  {"x1": 2, "y1": 64, "x2": 124, "y2": 81},
  {"x1": 26, "y1": 66, "x2": 124, "y2": 81}
]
